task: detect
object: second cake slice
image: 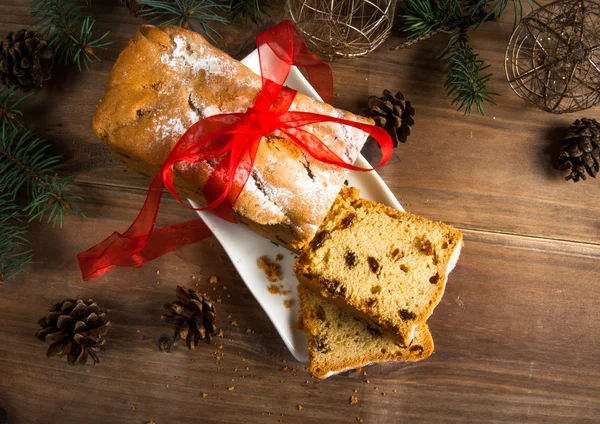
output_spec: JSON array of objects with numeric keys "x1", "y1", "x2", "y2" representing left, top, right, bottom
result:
[{"x1": 294, "y1": 187, "x2": 462, "y2": 345}]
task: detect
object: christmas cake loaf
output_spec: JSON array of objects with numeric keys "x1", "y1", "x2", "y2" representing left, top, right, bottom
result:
[
  {"x1": 298, "y1": 284, "x2": 433, "y2": 379},
  {"x1": 294, "y1": 187, "x2": 462, "y2": 346},
  {"x1": 92, "y1": 25, "x2": 372, "y2": 252}
]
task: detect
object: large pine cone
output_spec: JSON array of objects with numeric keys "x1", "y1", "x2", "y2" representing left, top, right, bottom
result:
[
  {"x1": 36, "y1": 298, "x2": 109, "y2": 365},
  {"x1": 0, "y1": 29, "x2": 54, "y2": 92},
  {"x1": 162, "y1": 286, "x2": 218, "y2": 350},
  {"x1": 558, "y1": 118, "x2": 600, "y2": 182},
  {"x1": 368, "y1": 90, "x2": 415, "y2": 147}
]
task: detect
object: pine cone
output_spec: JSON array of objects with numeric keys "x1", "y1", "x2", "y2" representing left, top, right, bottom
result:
[
  {"x1": 122, "y1": 0, "x2": 147, "y2": 18},
  {"x1": 162, "y1": 286, "x2": 218, "y2": 349},
  {"x1": 0, "y1": 29, "x2": 54, "y2": 92},
  {"x1": 35, "y1": 298, "x2": 109, "y2": 365},
  {"x1": 558, "y1": 118, "x2": 600, "y2": 182},
  {"x1": 368, "y1": 90, "x2": 415, "y2": 147}
]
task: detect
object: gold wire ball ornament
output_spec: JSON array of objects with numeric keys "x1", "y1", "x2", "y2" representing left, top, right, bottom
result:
[
  {"x1": 505, "y1": 0, "x2": 600, "y2": 114},
  {"x1": 285, "y1": 0, "x2": 396, "y2": 60}
]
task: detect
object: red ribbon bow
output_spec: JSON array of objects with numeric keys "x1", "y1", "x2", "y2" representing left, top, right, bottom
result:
[{"x1": 78, "y1": 21, "x2": 393, "y2": 281}]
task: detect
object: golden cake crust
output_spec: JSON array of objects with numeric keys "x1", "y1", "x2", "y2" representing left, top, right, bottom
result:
[{"x1": 93, "y1": 25, "x2": 372, "y2": 251}]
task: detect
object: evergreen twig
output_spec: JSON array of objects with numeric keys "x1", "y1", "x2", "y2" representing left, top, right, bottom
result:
[
  {"x1": 0, "y1": 128, "x2": 84, "y2": 227},
  {"x1": 31, "y1": 0, "x2": 111, "y2": 70},
  {"x1": 393, "y1": 0, "x2": 538, "y2": 115},
  {"x1": 0, "y1": 86, "x2": 29, "y2": 132},
  {"x1": 0, "y1": 195, "x2": 33, "y2": 284},
  {"x1": 136, "y1": 0, "x2": 229, "y2": 40},
  {"x1": 228, "y1": 0, "x2": 274, "y2": 25},
  {"x1": 441, "y1": 30, "x2": 498, "y2": 115}
]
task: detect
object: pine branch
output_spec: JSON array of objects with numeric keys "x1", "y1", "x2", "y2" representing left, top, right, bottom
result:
[
  {"x1": 0, "y1": 86, "x2": 29, "y2": 133},
  {"x1": 466, "y1": 0, "x2": 540, "y2": 28},
  {"x1": 398, "y1": 0, "x2": 461, "y2": 40},
  {"x1": 0, "y1": 196, "x2": 33, "y2": 284},
  {"x1": 228, "y1": 0, "x2": 273, "y2": 25},
  {"x1": 31, "y1": 0, "x2": 111, "y2": 70},
  {"x1": 0, "y1": 128, "x2": 84, "y2": 227},
  {"x1": 393, "y1": 0, "x2": 536, "y2": 114},
  {"x1": 441, "y1": 31, "x2": 498, "y2": 115},
  {"x1": 137, "y1": 0, "x2": 229, "y2": 41}
]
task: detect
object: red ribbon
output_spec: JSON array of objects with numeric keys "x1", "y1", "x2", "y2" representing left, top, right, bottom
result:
[{"x1": 78, "y1": 21, "x2": 393, "y2": 281}]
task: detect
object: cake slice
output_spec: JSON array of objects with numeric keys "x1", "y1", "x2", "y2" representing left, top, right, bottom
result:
[
  {"x1": 294, "y1": 187, "x2": 462, "y2": 346},
  {"x1": 299, "y1": 284, "x2": 433, "y2": 379}
]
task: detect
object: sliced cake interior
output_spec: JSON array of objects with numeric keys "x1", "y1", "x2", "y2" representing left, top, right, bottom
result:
[
  {"x1": 294, "y1": 187, "x2": 462, "y2": 345},
  {"x1": 299, "y1": 284, "x2": 433, "y2": 379}
]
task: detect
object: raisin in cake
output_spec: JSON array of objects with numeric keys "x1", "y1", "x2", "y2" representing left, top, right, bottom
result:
[
  {"x1": 294, "y1": 187, "x2": 462, "y2": 346},
  {"x1": 92, "y1": 25, "x2": 372, "y2": 252},
  {"x1": 299, "y1": 284, "x2": 433, "y2": 379}
]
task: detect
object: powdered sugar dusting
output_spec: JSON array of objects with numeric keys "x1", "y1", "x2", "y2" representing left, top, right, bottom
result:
[
  {"x1": 155, "y1": 114, "x2": 186, "y2": 139},
  {"x1": 161, "y1": 36, "x2": 233, "y2": 78}
]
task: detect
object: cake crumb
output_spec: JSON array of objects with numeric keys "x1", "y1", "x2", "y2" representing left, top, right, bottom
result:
[
  {"x1": 366, "y1": 380, "x2": 371, "y2": 384},
  {"x1": 209, "y1": 275, "x2": 218, "y2": 284},
  {"x1": 216, "y1": 329, "x2": 224, "y2": 337},
  {"x1": 356, "y1": 418, "x2": 363, "y2": 423},
  {"x1": 297, "y1": 405, "x2": 303, "y2": 411},
  {"x1": 276, "y1": 253, "x2": 284, "y2": 261},
  {"x1": 363, "y1": 371, "x2": 367, "y2": 376},
  {"x1": 353, "y1": 389, "x2": 358, "y2": 393},
  {"x1": 228, "y1": 386, "x2": 235, "y2": 391},
  {"x1": 382, "y1": 392, "x2": 387, "y2": 396},
  {"x1": 156, "y1": 270, "x2": 160, "y2": 275},
  {"x1": 201, "y1": 393, "x2": 208, "y2": 398},
  {"x1": 258, "y1": 256, "x2": 283, "y2": 282},
  {"x1": 268, "y1": 284, "x2": 289, "y2": 296},
  {"x1": 284, "y1": 299, "x2": 294, "y2": 309},
  {"x1": 393, "y1": 389, "x2": 397, "y2": 393},
  {"x1": 350, "y1": 396, "x2": 359, "y2": 404},
  {"x1": 231, "y1": 321, "x2": 239, "y2": 327}
]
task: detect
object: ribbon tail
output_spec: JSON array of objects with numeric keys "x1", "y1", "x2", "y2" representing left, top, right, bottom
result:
[{"x1": 77, "y1": 171, "x2": 214, "y2": 281}]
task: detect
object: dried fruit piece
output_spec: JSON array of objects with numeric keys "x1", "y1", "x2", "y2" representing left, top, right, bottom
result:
[
  {"x1": 367, "y1": 257, "x2": 380, "y2": 274},
  {"x1": 345, "y1": 251, "x2": 357, "y2": 268},
  {"x1": 399, "y1": 309, "x2": 416, "y2": 321},
  {"x1": 340, "y1": 212, "x2": 356, "y2": 229},
  {"x1": 310, "y1": 230, "x2": 331, "y2": 250},
  {"x1": 421, "y1": 239, "x2": 433, "y2": 256}
]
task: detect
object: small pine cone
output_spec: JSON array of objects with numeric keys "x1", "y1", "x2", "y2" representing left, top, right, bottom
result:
[
  {"x1": 162, "y1": 286, "x2": 218, "y2": 350},
  {"x1": 36, "y1": 298, "x2": 109, "y2": 365},
  {"x1": 368, "y1": 89, "x2": 415, "y2": 147},
  {"x1": 122, "y1": 0, "x2": 147, "y2": 18},
  {"x1": 0, "y1": 29, "x2": 54, "y2": 92},
  {"x1": 558, "y1": 118, "x2": 600, "y2": 182}
]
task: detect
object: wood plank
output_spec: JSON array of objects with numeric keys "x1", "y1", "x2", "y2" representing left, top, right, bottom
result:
[
  {"x1": 1, "y1": 185, "x2": 599, "y2": 423},
  {"x1": 1, "y1": 1, "x2": 599, "y2": 245}
]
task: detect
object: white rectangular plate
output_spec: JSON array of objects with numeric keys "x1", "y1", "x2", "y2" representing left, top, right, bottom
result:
[{"x1": 189, "y1": 50, "x2": 403, "y2": 363}]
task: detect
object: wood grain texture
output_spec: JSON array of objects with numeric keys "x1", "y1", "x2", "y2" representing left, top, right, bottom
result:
[
  {"x1": 2, "y1": 186, "x2": 600, "y2": 424},
  {"x1": 1, "y1": 0, "x2": 600, "y2": 422}
]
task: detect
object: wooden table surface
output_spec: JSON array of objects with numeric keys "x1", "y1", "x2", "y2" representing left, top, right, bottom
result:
[{"x1": 1, "y1": 1, "x2": 599, "y2": 423}]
